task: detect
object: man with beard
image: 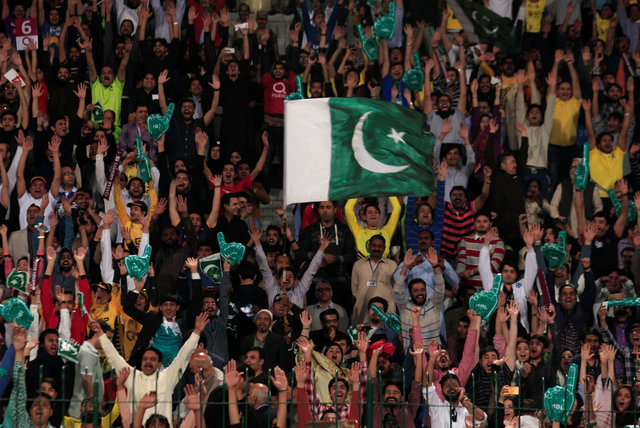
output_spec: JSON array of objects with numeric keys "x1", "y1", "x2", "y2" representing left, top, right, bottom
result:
[
  {"x1": 369, "y1": 342, "x2": 424, "y2": 428},
  {"x1": 598, "y1": 305, "x2": 640, "y2": 385},
  {"x1": 394, "y1": 247, "x2": 445, "y2": 347},
  {"x1": 484, "y1": 129, "x2": 527, "y2": 248},
  {"x1": 545, "y1": 258, "x2": 596, "y2": 353},
  {"x1": 351, "y1": 235, "x2": 398, "y2": 324},
  {"x1": 213, "y1": 131, "x2": 269, "y2": 198},
  {"x1": 424, "y1": 57, "x2": 468, "y2": 162},
  {"x1": 308, "y1": 308, "x2": 350, "y2": 353},
  {"x1": 298, "y1": 200, "x2": 356, "y2": 309},
  {"x1": 16, "y1": 137, "x2": 60, "y2": 229},
  {"x1": 239, "y1": 309, "x2": 291, "y2": 372},
  {"x1": 465, "y1": 301, "x2": 519, "y2": 414},
  {"x1": 84, "y1": 37, "x2": 130, "y2": 126},
  {"x1": 441, "y1": 183, "x2": 490, "y2": 263},
  {"x1": 515, "y1": 66, "x2": 557, "y2": 200},
  {"x1": 261, "y1": 56, "x2": 297, "y2": 188},
  {"x1": 151, "y1": 215, "x2": 197, "y2": 297},
  {"x1": 93, "y1": 311, "x2": 209, "y2": 427},
  {"x1": 179, "y1": 351, "x2": 224, "y2": 425},
  {"x1": 252, "y1": 228, "x2": 328, "y2": 310},
  {"x1": 585, "y1": 97, "x2": 632, "y2": 201},
  {"x1": 456, "y1": 212, "x2": 505, "y2": 290},
  {"x1": 427, "y1": 339, "x2": 486, "y2": 427},
  {"x1": 42, "y1": 247, "x2": 92, "y2": 342},
  {"x1": 8, "y1": 204, "x2": 38, "y2": 262},
  {"x1": 124, "y1": 273, "x2": 187, "y2": 367},
  {"x1": 49, "y1": 247, "x2": 76, "y2": 293},
  {"x1": 158, "y1": 69, "x2": 219, "y2": 165},
  {"x1": 184, "y1": 256, "x2": 230, "y2": 368},
  {"x1": 479, "y1": 226, "x2": 537, "y2": 333},
  {"x1": 517, "y1": 306, "x2": 561, "y2": 404},
  {"x1": 119, "y1": 103, "x2": 155, "y2": 161}
]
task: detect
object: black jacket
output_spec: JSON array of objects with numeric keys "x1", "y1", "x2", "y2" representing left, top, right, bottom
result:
[{"x1": 239, "y1": 331, "x2": 292, "y2": 372}]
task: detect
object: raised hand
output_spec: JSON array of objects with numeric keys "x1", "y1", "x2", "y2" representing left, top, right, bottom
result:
[
  {"x1": 194, "y1": 312, "x2": 210, "y2": 334},
  {"x1": 138, "y1": 391, "x2": 157, "y2": 410},
  {"x1": 270, "y1": 366, "x2": 289, "y2": 391},
  {"x1": 116, "y1": 367, "x2": 130, "y2": 390},
  {"x1": 294, "y1": 360, "x2": 309, "y2": 386},
  {"x1": 299, "y1": 310, "x2": 312, "y2": 329}
]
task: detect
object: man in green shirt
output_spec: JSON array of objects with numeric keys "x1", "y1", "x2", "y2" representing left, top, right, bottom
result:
[{"x1": 81, "y1": 37, "x2": 131, "y2": 126}]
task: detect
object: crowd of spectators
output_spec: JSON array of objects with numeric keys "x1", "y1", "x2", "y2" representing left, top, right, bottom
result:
[{"x1": 0, "y1": 0, "x2": 638, "y2": 426}]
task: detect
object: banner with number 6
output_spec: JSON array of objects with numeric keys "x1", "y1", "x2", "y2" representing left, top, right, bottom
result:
[{"x1": 14, "y1": 18, "x2": 38, "y2": 51}]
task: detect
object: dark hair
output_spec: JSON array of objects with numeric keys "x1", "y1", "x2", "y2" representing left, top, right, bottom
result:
[
  {"x1": 417, "y1": 229, "x2": 435, "y2": 240},
  {"x1": 439, "y1": 373, "x2": 461, "y2": 389},
  {"x1": 266, "y1": 225, "x2": 282, "y2": 237},
  {"x1": 238, "y1": 261, "x2": 258, "y2": 280},
  {"x1": 327, "y1": 377, "x2": 349, "y2": 393},
  {"x1": 320, "y1": 308, "x2": 339, "y2": 323},
  {"x1": 498, "y1": 151, "x2": 516, "y2": 166},
  {"x1": 580, "y1": 328, "x2": 602, "y2": 344},
  {"x1": 145, "y1": 414, "x2": 171, "y2": 428},
  {"x1": 449, "y1": 185, "x2": 467, "y2": 197},
  {"x1": 596, "y1": 132, "x2": 613, "y2": 145},
  {"x1": 88, "y1": 320, "x2": 112, "y2": 339},
  {"x1": 221, "y1": 193, "x2": 238, "y2": 207},
  {"x1": 368, "y1": 296, "x2": 389, "y2": 312},
  {"x1": 408, "y1": 278, "x2": 426, "y2": 293},
  {"x1": 369, "y1": 234, "x2": 386, "y2": 247},
  {"x1": 363, "y1": 202, "x2": 381, "y2": 215},
  {"x1": 39, "y1": 328, "x2": 59, "y2": 346},
  {"x1": 480, "y1": 346, "x2": 499, "y2": 358},
  {"x1": 384, "y1": 380, "x2": 405, "y2": 395},
  {"x1": 41, "y1": 377, "x2": 58, "y2": 391},
  {"x1": 530, "y1": 334, "x2": 549, "y2": 349},
  {"x1": 143, "y1": 347, "x2": 164, "y2": 363},
  {"x1": 459, "y1": 315, "x2": 470, "y2": 325},
  {"x1": 247, "y1": 346, "x2": 265, "y2": 361}
]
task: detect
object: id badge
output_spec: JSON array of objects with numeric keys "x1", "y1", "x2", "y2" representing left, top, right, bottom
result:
[{"x1": 367, "y1": 280, "x2": 377, "y2": 287}]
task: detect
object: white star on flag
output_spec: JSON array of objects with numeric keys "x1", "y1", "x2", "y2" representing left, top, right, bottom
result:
[{"x1": 386, "y1": 128, "x2": 406, "y2": 144}]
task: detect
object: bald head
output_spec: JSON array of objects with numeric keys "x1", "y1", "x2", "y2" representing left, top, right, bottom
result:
[
  {"x1": 189, "y1": 351, "x2": 213, "y2": 379},
  {"x1": 248, "y1": 383, "x2": 269, "y2": 408}
]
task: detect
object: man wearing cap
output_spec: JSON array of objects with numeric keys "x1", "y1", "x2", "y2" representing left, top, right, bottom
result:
[
  {"x1": 114, "y1": 175, "x2": 157, "y2": 251},
  {"x1": 239, "y1": 309, "x2": 291, "y2": 372},
  {"x1": 124, "y1": 274, "x2": 188, "y2": 367},
  {"x1": 16, "y1": 136, "x2": 61, "y2": 229},
  {"x1": 90, "y1": 279, "x2": 125, "y2": 338},
  {"x1": 119, "y1": 283, "x2": 157, "y2": 361}
]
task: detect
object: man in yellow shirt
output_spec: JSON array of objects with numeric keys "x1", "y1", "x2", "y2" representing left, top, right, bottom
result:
[
  {"x1": 549, "y1": 50, "x2": 582, "y2": 192},
  {"x1": 345, "y1": 197, "x2": 401, "y2": 259},
  {"x1": 584, "y1": 97, "x2": 632, "y2": 199}
]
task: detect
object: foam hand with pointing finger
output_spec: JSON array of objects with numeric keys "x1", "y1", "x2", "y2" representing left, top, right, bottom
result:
[
  {"x1": 469, "y1": 273, "x2": 502, "y2": 321},
  {"x1": 0, "y1": 298, "x2": 34, "y2": 328},
  {"x1": 402, "y1": 52, "x2": 424, "y2": 92},
  {"x1": 370, "y1": 304, "x2": 402, "y2": 333},
  {"x1": 136, "y1": 137, "x2": 153, "y2": 183},
  {"x1": 285, "y1": 75, "x2": 304, "y2": 101},
  {"x1": 373, "y1": 1, "x2": 396, "y2": 40},
  {"x1": 357, "y1": 24, "x2": 380, "y2": 61},
  {"x1": 574, "y1": 143, "x2": 589, "y2": 190},
  {"x1": 608, "y1": 189, "x2": 637, "y2": 224},
  {"x1": 147, "y1": 103, "x2": 174, "y2": 140},
  {"x1": 542, "y1": 231, "x2": 567, "y2": 269},
  {"x1": 217, "y1": 232, "x2": 246, "y2": 265},
  {"x1": 544, "y1": 363, "x2": 577, "y2": 423},
  {"x1": 124, "y1": 245, "x2": 152, "y2": 280}
]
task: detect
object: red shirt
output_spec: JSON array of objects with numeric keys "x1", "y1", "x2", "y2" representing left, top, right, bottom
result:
[
  {"x1": 261, "y1": 72, "x2": 297, "y2": 115},
  {"x1": 41, "y1": 274, "x2": 91, "y2": 343}
]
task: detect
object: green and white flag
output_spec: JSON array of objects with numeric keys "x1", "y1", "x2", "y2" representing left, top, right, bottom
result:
[
  {"x1": 199, "y1": 253, "x2": 223, "y2": 284},
  {"x1": 284, "y1": 98, "x2": 435, "y2": 205},
  {"x1": 446, "y1": 0, "x2": 517, "y2": 53},
  {"x1": 6, "y1": 269, "x2": 27, "y2": 293},
  {"x1": 58, "y1": 339, "x2": 80, "y2": 363}
]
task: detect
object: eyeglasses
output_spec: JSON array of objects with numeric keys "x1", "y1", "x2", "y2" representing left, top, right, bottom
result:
[{"x1": 202, "y1": 301, "x2": 217, "y2": 306}]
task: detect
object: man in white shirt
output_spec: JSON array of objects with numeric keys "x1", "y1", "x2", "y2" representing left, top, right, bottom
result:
[
  {"x1": 426, "y1": 340, "x2": 487, "y2": 427},
  {"x1": 90, "y1": 312, "x2": 209, "y2": 428}
]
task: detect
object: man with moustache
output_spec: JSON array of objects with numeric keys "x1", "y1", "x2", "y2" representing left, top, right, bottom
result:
[
  {"x1": 427, "y1": 340, "x2": 487, "y2": 427},
  {"x1": 239, "y1": 309, "x2": 291, "y2": 372},
  {"x1": 393, "y1": 246, "x2": 444, "y2": 347}
]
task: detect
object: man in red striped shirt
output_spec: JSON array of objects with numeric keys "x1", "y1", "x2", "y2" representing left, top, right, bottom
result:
[
  {"x1": 455, "y1": 212, "x2": 505, "y2": 290},
  {"x1": 441, "y1": 179, "x2": 490, "y2": 263}
]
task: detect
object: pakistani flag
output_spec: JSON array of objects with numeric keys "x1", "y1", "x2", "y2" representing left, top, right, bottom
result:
[
  {"x1": 199, "y1": 253, "x2": 222, "y2": 284},
  {"x1": 284, "y1": 98, "x2": 434, "y2": 205},
  {"x1": 446, "y1": 0, "x2": 517, "y2": 53},
  {"x1": 7, "y1": 269, "x2": 27, "y2": 293}
]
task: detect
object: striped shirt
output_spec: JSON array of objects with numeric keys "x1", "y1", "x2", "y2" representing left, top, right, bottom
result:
[
  {"x1": 455, "y1": 235, "x2": 505, "y2": 290},
  {"x1": 393, "y1": 272, "x2": 445, "y2": 347},
  {"x1": 441, "y1": 202, "x2": 476, "y2": 256}
]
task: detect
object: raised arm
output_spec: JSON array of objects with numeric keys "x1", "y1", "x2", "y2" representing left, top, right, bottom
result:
[
  {"x1": 250, "y1": 131, "x2": 269, "y2": 181},
  {"x1": 157, "y1": 69, "x2": 170, "y2": 115},
  {"x1": 15, "y1": 132, "x2": 32, "y2": 198},
  {"x1": 203, "y1": 75, "x2": 220, "y2": 126}
]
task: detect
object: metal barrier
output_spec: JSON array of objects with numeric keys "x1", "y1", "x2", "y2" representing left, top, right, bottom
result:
[{"x1": 18, "y1": 364, "x2": 638, "y2": 427}]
